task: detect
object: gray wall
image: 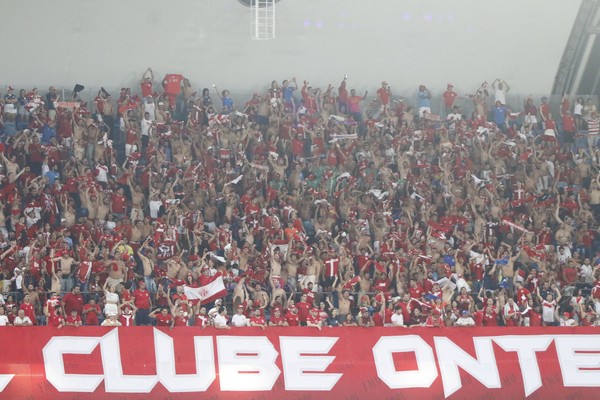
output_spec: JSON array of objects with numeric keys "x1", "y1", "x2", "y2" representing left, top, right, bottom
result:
[{"x1": 0, "y1": 0, "x2": 581, "y2": 98}]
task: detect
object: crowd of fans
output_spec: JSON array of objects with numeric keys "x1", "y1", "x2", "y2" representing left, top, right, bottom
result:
[{"x1": 0, "y1": 70, "x2": 599, "y2": 330}]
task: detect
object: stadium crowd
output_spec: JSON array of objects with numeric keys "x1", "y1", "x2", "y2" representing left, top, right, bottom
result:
[{"x1": 0, "y1": 70, "x2": 599, "y2": 330}]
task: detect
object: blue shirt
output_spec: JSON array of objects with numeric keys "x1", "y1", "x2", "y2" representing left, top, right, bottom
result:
[
  {"x1": 45, "y1": 170, "x2": 60, "y2": 186},
  {"x1": 283, "y1": 86, "x2": 295, "y2": 102},
  {"x1": 418, "y1": 90, "x2": 431, "y2": 108},
  {"x1": 41, "y1": 124, "x2": 56, "y2": 144},
  {"x1": 492, "y1": 105, "x2": 508, "y2": 125},
  {"x1": 222, "y1": 97, "x2": 234, "y2": 112}
]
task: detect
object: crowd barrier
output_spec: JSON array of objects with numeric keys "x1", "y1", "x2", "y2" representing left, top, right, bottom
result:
[{"x1": 0, "y1": 326, "x2": 598, "y2": 399}]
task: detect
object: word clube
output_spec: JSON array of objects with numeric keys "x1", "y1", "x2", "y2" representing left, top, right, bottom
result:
[{"x1": 38, "y1": 329, "x2": 600, "y2": 398}]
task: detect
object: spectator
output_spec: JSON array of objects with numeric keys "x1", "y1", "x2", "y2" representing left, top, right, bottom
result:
[
  {"x1": 231, "y1": 304, "x2": 250, "y2": 327},
  {"x1": 65, "y1": 310, "x2": 82, "y2": 327},
  {"x1": 455, "y1": 310, "x2": 476, "y2": 327},
  {"x1": 149, "y1": 307, "x2": 174, "y2": 328},
  {"x1": 0, "y1": 306, "x2": 10, "y2": 326},
  {"x1": 61, "y1": 286, "x2": 84, "y2": 316},
  {"x1": 101, "y1": 313, "x2": 122, "y2": 327},
  {"x1": 82, "y1": 299, "x2": 101, "y2": 325},
  {"x1": 133, "y1": 280, "x2": 152, "y2": 326},
  {"x1": 13, "y1": 309, "x2": 33, "y2": 326},
  {"x1": 1, "y1": 74, "x2": 600, "y2": 334},
  {"x1": 213, "y1": 307, "x2": 230, "y2": 329},
  {"x1": 390, "y1": 306, "x2": 407, "y2": 327}
]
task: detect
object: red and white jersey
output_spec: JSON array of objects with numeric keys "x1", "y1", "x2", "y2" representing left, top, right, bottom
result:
[
  {"x1": 77, "y1": 261, "x2": 92, "y2": 283},
  {"x1": 156, "y1": 240, "x2": 176, "y2": 260},
  {"x1": 323, "y1": 257, "x2": 340, "y2": 278},
  {"x1": 119, "y1": 313, "x2": 135, "y2": 327}
]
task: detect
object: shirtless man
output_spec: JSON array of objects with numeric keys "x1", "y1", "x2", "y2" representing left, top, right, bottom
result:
[
  {"x1": 250, "y1": 282, "x2": 270, "y2": 308},
  {"x1": 137, "y1": 238, "x2": 156, "y2": 293},
  {"x1": 52, "y1": 250, "x2": 77, "y2": 293},
  {"x1": 203, "y1": 200, "x2": 218, "y2": 233},
  {"x1": 232, "y1": 276, "x2": 249, "y2": 310},
  {"x1": 128, "y1": 178, "x2": 146, "y2": 221},
  {"x1": 301, "y1": 253, "x2": 321, "y2": 292},
  {"x1": 131, "y1": 220, "x2": 145, "y2": 244},
  {"x1": 105, "y1": 255, "x2": 126, "y2": 288},
  {"x1": 336, "y1": 288, "x2": 352, "y2": 320},
  {"x1": 269, "y1": 242, "x2": 285, "y2": 278}
]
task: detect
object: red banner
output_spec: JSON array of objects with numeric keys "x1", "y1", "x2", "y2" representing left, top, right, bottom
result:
[{"x1": 0, "y1": 326, "x2": 599, "y2": 399}]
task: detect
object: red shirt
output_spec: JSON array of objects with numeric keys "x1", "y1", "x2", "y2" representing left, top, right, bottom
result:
[
  {"x1": 529, "y1": 310, "x2": 542, "y2": 326},
  {"x1": 112, "y1": 194, "x2": 127, "y2": 214},
  {"x1": 48, "y1": 313, "x2": 65, "y2": 327},
  {"x1": 307, "y1": 314, "x2": 322, "y2": 326},
  {"x1": 483, "y1": 310, "x2": 498, "y2": 326},
  {"x1": 83, "y1": 304, "x2": 101, "y2": 325},
  {"x1": 119, "y1": 313, "x2": 135, "y2": 327},
  {"x1": 133, "y1": 289, "x2": 151, "y2": 309},
  {"x1": 20, "y1": 302, "x2": 37, "y2": 325},
  {"x1": 141, "y1": 81, "x2": 153, "y2": 98},
  {"x1": 377, "y1": 87, "x2": 390, "y2": 106},
  {"x1": 163, "y1": 74, "x2": 184, "y2": 95},
  {"x1": 562, "y1": 115, "x2": 576, "y2": 132},
  {"x1": 194, "y1": 314, "x2": 208, "y2": 327},
  {"x1": 296, "y1": 301, "x2": 311, "y2": 322},
  {"x1": 62, "y1": 293, "x2": 84, "y2": 315},
  {"x1": 269, "y1": 314, "x2": 285, "y2": 326},
  {"x1": 409, "y1": 285, "x2": 424, "y2": 299},
  {"x1": 250, "y1": 315, "x2": 266, "y2": 326},
  {"x1": 155, "y1": 313, "x2": 173, "y2": 326},
  {"x1": 66, "y1": 315, "x2": 82, "y2": 326},
  {"x1": 285, "y1": 311, "x2": 300, "y2": 326},
  {"x1": 174, "y1": 315, "x2": 188, "y2": 326},
  {"x1": 442, "y1": 90, "x2": 457, "y2": 107}
]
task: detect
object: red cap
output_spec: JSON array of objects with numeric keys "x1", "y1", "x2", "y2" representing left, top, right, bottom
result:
[
  {"x1": 138, "y1": 280, "x2": 145, "y2": 285},
  {"x1": 311, "y1": 308, "x2": 319, "y2": 313}
]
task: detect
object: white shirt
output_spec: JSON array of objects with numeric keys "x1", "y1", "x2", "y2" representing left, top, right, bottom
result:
[
  {"x1": 95, "y1": 164, "x2": 108, "y2": 183},
  {"x1": 455, "y1": 316, "x2": 475, "y2": 327},
  {"x1": 143, "y1": 102, "x2": 156, "y2": 121},
  {"x1": 231, "y1": 313, "x2": 249, "y2": 327},
  {"x1": 14, "y1": 274, "x2": 23, "y2": 290},
  {"x1": 447, "y1": 112, "x2": 462, "y2": 122},
  {"x1": 580, "y1": 264, "x2": 593, "y2": 284},
  {"x1": 149, "y1": 200, "x2": 163, "y2": 219},
  {"x1": 141, "y1": 118, "x2": 153, "y2": 136},
  {"x1": 542, "y1": 300, "x2": 556, "y2": 322},
  {"x1": 0, "y1": 315, "x2": 9, "y2": 326},
  {"x1": 391, "y1": 312, "x2": 404, "y2": 326},
  {"x1": 213, "y1": 314, "x2": 228, "y2": 328},
  {"x1": 495, "y1": 89, "x2": 506, "y2": 105},
  {"x1": 557, "y1": 248, "x2": 571, "y2": 264},
  {"x1": 13, "y1": 316, "x2": 32, "y2": 326}
]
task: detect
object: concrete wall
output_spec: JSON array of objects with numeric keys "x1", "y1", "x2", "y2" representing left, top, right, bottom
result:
[{"x1": 0, "y1": 0, "x2": 581, "y2": 98}]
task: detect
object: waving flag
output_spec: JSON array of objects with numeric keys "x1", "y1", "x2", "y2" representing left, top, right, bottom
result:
[{"x1": 184, "y1": 274, "x2": 226, "y2": 304}]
